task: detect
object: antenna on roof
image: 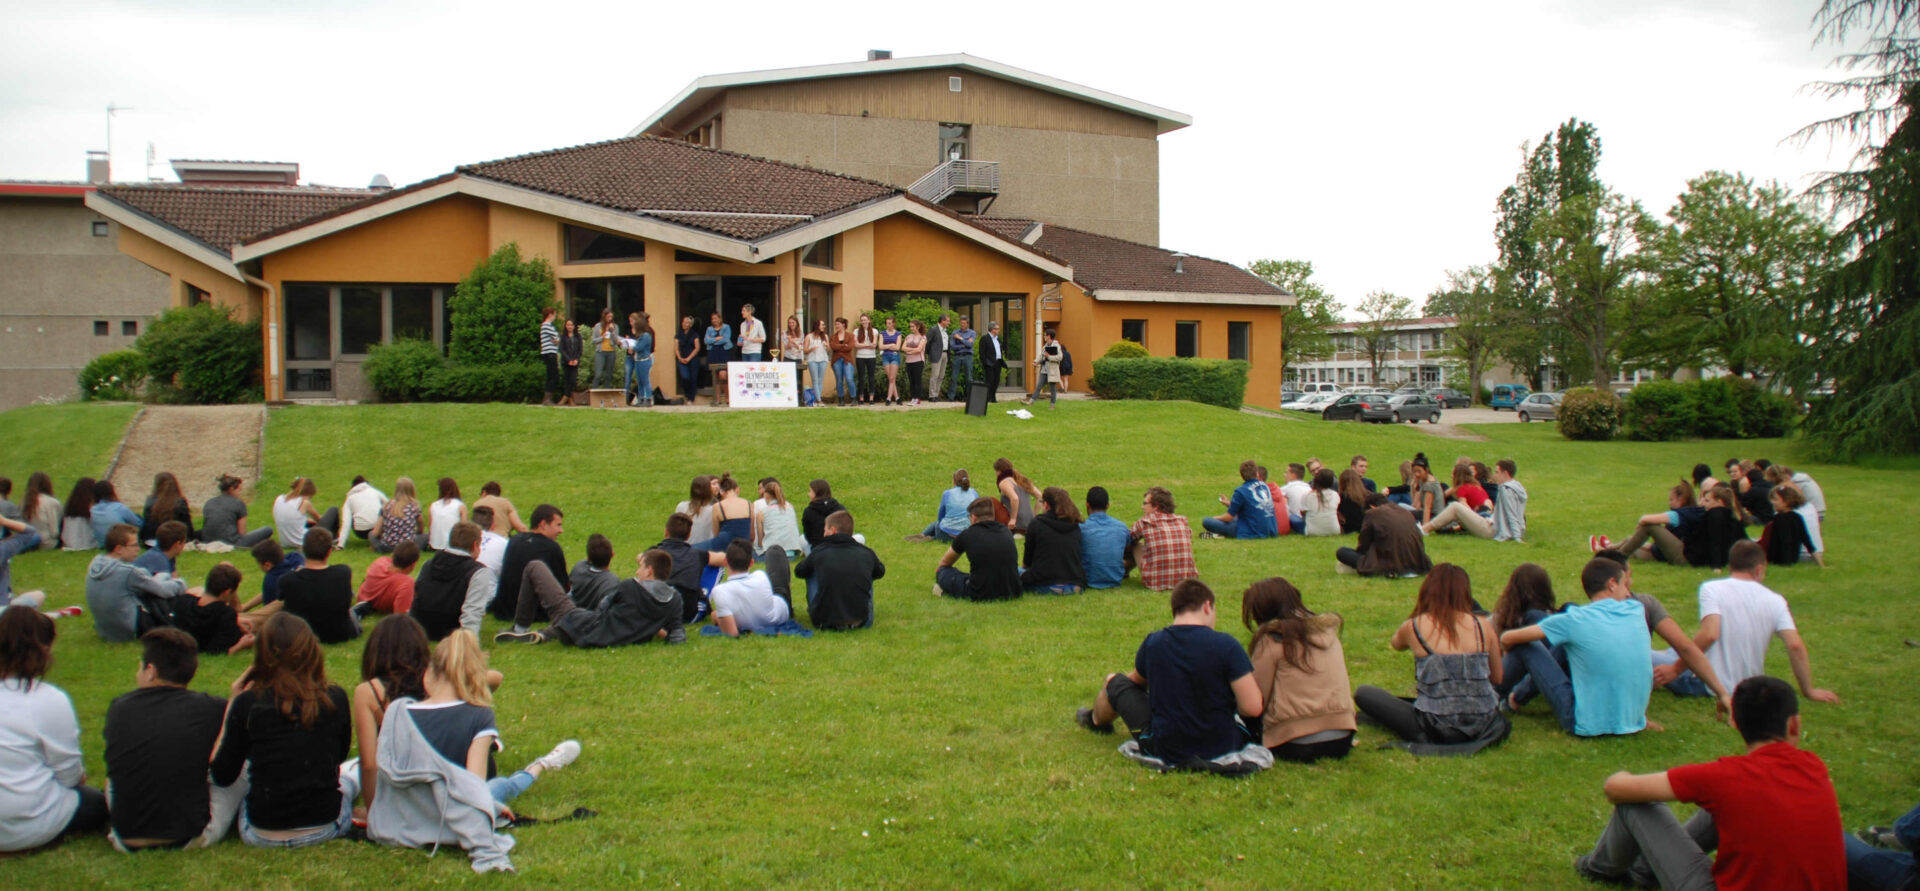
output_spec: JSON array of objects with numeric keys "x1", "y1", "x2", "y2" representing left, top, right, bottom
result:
[
  {"x1": 102, "y1": 101, "x2": 133, "y2": 183},
  {"x1": 145, "y1": 142, "x2": 163, "y2": 182}
]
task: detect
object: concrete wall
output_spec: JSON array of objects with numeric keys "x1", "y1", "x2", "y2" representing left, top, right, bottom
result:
[{"x1": 0, "y1": 196, "x2": 171, "y2": 409}]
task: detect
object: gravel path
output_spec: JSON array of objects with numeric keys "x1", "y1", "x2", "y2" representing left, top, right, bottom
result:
[{"x1": 108, "y1": 404, "x2": 265, "y2": 506}]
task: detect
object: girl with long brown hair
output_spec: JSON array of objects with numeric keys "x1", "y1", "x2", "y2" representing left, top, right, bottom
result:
[
  {"x1": 676, "y1": 474, "x2": 719, "y2": 544},
  {"x1": 22, "y1": 472, "x2": 60, "y2": 550},
  {"x1": 1240, "y1": 577, "x2": 1355, "y2": 762},
  {"x1": 627, "y1": 310, "x2": 656, "y2": 407},
  {"x1": 426, "y1": 477, "x2": 465, "y2": 552},
  {"x1": 59, "y1": 477, "x2": 95, "y2": 550},
  {"x1": 1336, "y1": 468, "x2": 1369, "y2": 534},
  {"x1": 1020, "y1": 486, "x2": 1085, "y2": 594},
  {"x1": 140, "y1": 471, "x2": 194, "y2": 543},
  {"x1": 210, "y1": 613, "x2": 357, "y2": 847},
  {"x1": 993, "y1": 458, "x2": 1040, "y2": 534},
  {"x1": 1352, "y1": 564, "x2": 1507, "y2": 752}
]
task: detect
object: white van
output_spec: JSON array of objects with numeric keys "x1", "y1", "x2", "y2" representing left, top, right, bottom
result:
[{"x1": 1299, "y1": 382, "x2": 1347, "y2": 395}]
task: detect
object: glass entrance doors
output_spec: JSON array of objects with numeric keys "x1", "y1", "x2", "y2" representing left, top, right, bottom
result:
[{"x1": 677, "y1": 275, "x2": 778, "y2": 391}]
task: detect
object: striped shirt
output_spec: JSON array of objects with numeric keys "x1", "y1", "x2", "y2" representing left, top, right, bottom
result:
[{"x1": 540, "y1": 321, "x2": 559, "y2": 355}]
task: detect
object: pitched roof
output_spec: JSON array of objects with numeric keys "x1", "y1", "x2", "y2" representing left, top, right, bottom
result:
[
  {"x1": 1019, "y1": 223, "x2": 1289, "y2": 300},
  {"x1": 456, "y1": 136, "x2": 896, "y2": 240},
  {"x1": 94, "y1": 183, "x2": 379, "y2": 251},
  {"x1": 972, "y1": 217, "x2": 1040, "y2": 242},
  {"x1": 631, "y1": 53, "x2": 1192, "y2": 138}
]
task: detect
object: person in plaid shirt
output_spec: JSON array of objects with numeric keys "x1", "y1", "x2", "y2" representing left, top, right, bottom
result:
[{"x1": 1129, "y1": 487, "x2": 1196, "y2": 591}]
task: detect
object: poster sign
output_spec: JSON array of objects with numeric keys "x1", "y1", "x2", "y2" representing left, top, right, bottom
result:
[{"x1": 727, "y1": 361, "x2": 797, "y2": 408}]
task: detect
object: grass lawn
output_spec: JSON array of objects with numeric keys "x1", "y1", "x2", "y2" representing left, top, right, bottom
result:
[{"x1": 2, "y1": 400, "x2": 1916, "y2": 888}]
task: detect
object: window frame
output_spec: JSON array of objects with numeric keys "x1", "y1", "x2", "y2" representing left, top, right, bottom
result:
[
  {"x1": 1174, "y1": 320, "x2": 1200, "y2": 359},
  {"x1": 562, "y1": 225, "x2": 648, "y2": 265},
  {"x1": 1227, "y1": 321, "x2": 1251, "y2": 361}
]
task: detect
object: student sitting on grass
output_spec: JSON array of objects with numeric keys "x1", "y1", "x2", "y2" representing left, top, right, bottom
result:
[
  {"x1": 1021, "y1": 486, "x2": 1086, "y2": 595},
  {"x1": 1353, "y1": 564, "x2": 1508, "y2": 754},
  {"x1": 86, "y1": 522, "x2": 188, "y2": 643},
  {"x1": 1079, "y1": 487, "x2": 1131, "y2": 590},
  {"x1": 103, "y1": 627, "x2": 238, "y2": 851},
  {"x1": 1589, "y1": 480, "x2": 1700, "y2": 563},
  {"x1": 210, "y1": 613, "x2": 357, "y2": 848},
  {"x1": 708, "y1": 541, "x2": 790, "y2": 637},
  {"x1": 240, "y1": 537, "x2": 304, "y2": 613},
  {"x1": 277, "y1": 528, "x2": 361, "y2": 645},
  {"x1": 368, "y1": 630, "x2": 579, "y2": 874},
  {"x1": 59, "y1": 477, "x2": 97, "y2": 551},
  {"x1": 1074, "y1": 580, "x2": 1268, "y2": 773},
  {"x1": 1652, "y1": 540, "x2": 1839, "y2": 705},
  {"x1": 1129, "y1": 487, "x2": 1196, "y2": 592},
  {"x1": 354, "y1": 539, "x2": 421, "y2": 622},
  {"x1": 89, "y1": 479, "x2": 141, "y2": 550},
  {"x1": 1760, "y1": 483, "x2": 1825, "y2": 568},
  {"x1": 470, "y1": 506, "x2": 508, "y2": 575},
  {"x1": 1335, "y1": 494, "x2": 1432, "y2": 578},
  {"x1": 490, "y1": 504, "x2": 567, "y2": 625},
  {"x1": 795, "y1": 510, "x2": 883, "y2": 631},
  {"x1": 1241, "y1": 577, "x2": 1355, "y2": 763},
  {"x1": 497, "y1": 547, "x2": 686, "y2": 647},
  {"x1": 935, "y1": 498, "x2": 1022, "y2": 601},
  {"x1": 406, "y1": 522, "x2": 494, "y2": 642},
  {"x1": 565, "y1": 534, "x2": 621, "y2": 611},
  {"x1": 1200, "y1": 460, "x2": 1277, "y2": 540},
  {"x1": 908, "y1": 469, "x2": 979, "y2": 544},
  {"x1": 176, "y1": 563, "x2": 254, "y2": 655},
  {"x1": 1499, "y1": 558, "x2": 1656, "y2": 737},
  {"x1": 1572, "y1": 676, "x2": 1844, "y2": 889},
  {"x1": 1299, "y1": 469, "x2": 1343, "y2": 537},
  {"x1": 650, "y1": 513, "x2": 728, "y2": 624},
  {"x1": 1421, "y1": 460, "x2": 1527, "y2": 542},
  {"x1": 352, "y1": 617, "x2": 507, "y2": 819},
  {"x1": 0, "y1": 607, "x2": 109, "y2": 853},
  {"x1": 1847, "y1": 801, "x2": 1919, "y2": 891},
  {"x1": 133, "y1": 520, "x2": 189, "y2": 577}
]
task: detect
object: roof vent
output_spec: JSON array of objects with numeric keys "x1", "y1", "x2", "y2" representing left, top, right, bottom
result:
[
  {"x1": 867, "y1": 49, "x2": 892, "y2": 61},
  {"x1": 369, "y1": 173, "x2": 393, "y2": 189},
  {"x1": 1172, "y1": 251, "x2": 1188, "y2": 274},
  {"x1": 86, "y1": 150, "x2": 110, "y2": 185}
]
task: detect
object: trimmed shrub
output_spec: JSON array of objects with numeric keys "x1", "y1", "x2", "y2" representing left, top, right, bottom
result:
[
  {"x1": 1623, "y1": 379, "x2": 1696, "y2": 441},
  {"x1": 362, "y1": 339, "x2": 445, "y2": 402},
  {"x1": 1089, "y1": 357, "x2": 1249, "y2": 410},
  {"x1": 1691, "y1": 378, "x2": 1743, "y2": 439},
  {"x1": 1727, "y1": 376, "x2": 1796, "y2": 438},
  {"x1": 78, "y1": 350, "x2": 148, "y2": 401},
  {"x1": 137, "y1": 303, "x2": 262, "y2": 404},
  {"x1": 876, "y1": 296, "x2": 945, "y2": 334},
  {"x1": 422, "y1": 362, "x2": 543, "y2": 403},
  {"x1": 1102, "y1": 340, "x2": 1150, "y2": 359},
  {"x1": 448, "y1": 243, "x2": 555, "y2": 367},
  {"x1": 1556, "y1": 386, "x2": 1621, "y2": 441}
]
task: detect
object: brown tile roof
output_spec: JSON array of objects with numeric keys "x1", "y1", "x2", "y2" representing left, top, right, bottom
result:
[
  {"x1": 1022, "y1": 223, "x2": 1289, "y2": 298},
  {"x1": 972, "y1": 217, "x2": 1041, "y2": 242},
  {"x1": 95, "y1": 183, "x2": 379, "y2": 252},
  {"x1": 456, "y1": 136, "x2": 897, "y2": 240}
]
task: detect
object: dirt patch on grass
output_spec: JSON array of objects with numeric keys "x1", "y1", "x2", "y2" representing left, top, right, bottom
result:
[{"x1": 107, "y1": 405, "x2": 265, "y2": 505}]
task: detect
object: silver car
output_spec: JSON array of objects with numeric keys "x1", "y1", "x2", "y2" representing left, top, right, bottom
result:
[
  {"x1": 1366, "y1": 393, "x2": 1443, "y2": 424},
  {"x1": 1516, "y1": 391, "x2": 1562, "y2": 423}
]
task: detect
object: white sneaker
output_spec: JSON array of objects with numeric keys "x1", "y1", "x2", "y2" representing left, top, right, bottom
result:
[{"x1": 530, "y1": 739, "x2": 581, "y2": 773}]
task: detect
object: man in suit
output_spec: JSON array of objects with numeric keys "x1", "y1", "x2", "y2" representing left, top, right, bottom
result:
[
  {"x1": 925, "y1": 313, "x2": 949, "y2": 402},
  {"x1": 980, "y1": 321, "x2": 1006, "y2": 402}
]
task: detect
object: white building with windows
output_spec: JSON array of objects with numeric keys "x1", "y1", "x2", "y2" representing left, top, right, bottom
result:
[{"x1": 1288, "y1": 315, "x2": 1677, "y2": 393}]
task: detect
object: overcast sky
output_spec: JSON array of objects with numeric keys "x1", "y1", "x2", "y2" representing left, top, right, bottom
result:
[{"x1": 0, "y1": 0, "x2": 1866, "y2": 313}]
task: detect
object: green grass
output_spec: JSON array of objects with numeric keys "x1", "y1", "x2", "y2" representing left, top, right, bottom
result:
[
  {"x1": 2, "y1": 401, "x2": 1916, "y2": 887},
  {"x1": 0, "y1": 403, "x2": 138, "y2": 483}
]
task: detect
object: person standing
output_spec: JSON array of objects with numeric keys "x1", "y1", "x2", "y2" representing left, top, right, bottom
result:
[
  {"x1": 538, "y1": 306, "x2": 560, "y2": 406},
  {"x1": 1024, "y1": 328, "x2": 1063, "y2": 408},
  {"x1": 978, "y1": 320, "x2": 1006, "y2": 402},
  {"x1": 948, "y1": 315, "x2": 976, "y2": 402},
  {"x1": 674, "y1": 315, "x2": 701, "y2": 405},
  {"x1": 590, "y1": 308, "x2": 620, "y2": 390},
  {"x1": 781, "y1": 314, "x2": 806, "y2": 400},
  {"x1": 804, "y1": 318, "x2": 831, "y2": 407},
  {"x1": 829, "y1": 317, "x2": 857, "y2": 406},
  {"x1": 627, "y1": 311, "x2": 655, "y2": 407},
  {"x1": 737, "y1": 303, "x2": 766, "y2": 363},
  {"x1": 879, "y1": 317, "x2": 904, "y2": 406},
  {"x1": 925, "y1": 313, "x2": 950, "y2": 403},
  {"x1": 703, "y1": 312, "x2": 734, "y2": 407},
  {"x1": 853, "y1": 314, "x2": 880, "y2": 405},
  {"x1": 902, "y1": 320, "x2": 928, "y2": 406},
  {"x1": 558, "y1": 319, "x2": 583, "y2": 406}
]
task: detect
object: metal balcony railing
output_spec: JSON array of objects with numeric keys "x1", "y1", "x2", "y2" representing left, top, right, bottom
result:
[{"x1": 908, "y1": 159, "x2": 1000, "y2": 205}]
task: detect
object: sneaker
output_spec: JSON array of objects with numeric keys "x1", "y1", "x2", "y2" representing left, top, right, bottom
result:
[
  {"x1": 494, "y1": 629, "x2": 545, "y2": 645},
  {"x1": 530, "y1": 739, "x2": 581, "y2": 773},
  {"x1": 350, "y1": 601, "x2": 376, "y2": 622},
  {"x1": 1588, "y1": 535, "x2": 1601, "y2": 553},
  {"x1": 1075, "y1": 707, "x2": 1114, "y2": 735},
  {"x1": 1199, "y1": 531, "x2": 1226, "y2": 539},
  {"x1": 1856, "y1": 825, "x2": 1899, "y2": 848},
  {"x1": 48, "y1": 606, "x2": 83, "y2": 618},
  {"x1": 932, "y1": 582, "x2": 946, "y2": 598}
]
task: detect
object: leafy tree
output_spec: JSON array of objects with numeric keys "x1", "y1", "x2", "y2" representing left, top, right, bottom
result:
[
  {"x1": 1637, "y1": 171, "x2": 1836, "y2": 384},
  {"x1": 1248, "y1": 259, "x2": 1341, "y2": 377},
  {"x1": 1536, "y1": 186, "x2": 1652, "y2": 391},
  {"x1": 1353, "y1": 290, "x2": 1413, "y2": 386},
  {"x1": 1492, "y1": 138, "x2": 1560, "y2": 390},
  {"x1": 1790, "y1": 0, "x2": 1920, "y2": 458},
  {"x1": 448, "y1": 243, "x2": 556, "y2": 366},
  {"x1": 1424, "y1": 266, "x2": 1503, "y2": 403}
]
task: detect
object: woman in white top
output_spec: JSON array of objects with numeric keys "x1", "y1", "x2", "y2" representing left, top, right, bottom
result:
[
  {"x1": 781, "y1": 314, "x2": 806, "y2": 394},
  {"x1": 753, "y1": 478, "x2": 807, "y2": 558},
  {"x1": 674, "y1": 475, "x2": 719, "y2": 542},
  {"x1": 0, "y1": 608, "x2": 107, "y2": 852},
  {"x1": 272, "y1": 477, "x2": 339, "y2": 549},
  {"x1": 1301, "y1": 469, "x2": 1344, "y2": 536},
  {"x1": 426, "y1": 477, "x2": 466, "y2": 551},
  {"x1": 803, "y1": 319, "x2": 831, "y2": 407}
]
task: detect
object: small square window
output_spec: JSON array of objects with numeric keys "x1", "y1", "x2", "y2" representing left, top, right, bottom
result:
[
  {"x1": 91, "y1": 221, "x2": 109, "y2": 237},
  {"x1": 94, "y1": 320, "x2": 109, "y2": 336},
  {"x1": 1120, "y1": 319, "x2": 1146, "y2": 345},
  {"x1": 949, "y1": 76, "x2": 963, "y2": 92},
  {"x1": 122, "y1": 320, "x2": 138, "y2": 336}
]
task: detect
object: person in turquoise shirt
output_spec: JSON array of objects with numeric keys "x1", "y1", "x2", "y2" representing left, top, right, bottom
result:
[
  {"x1": 1500, "y1": 558, "x2": 1654, "y2": 736},
  {"x1": 1079, "y1": 487, "x2": 1130, "y2": 589}
]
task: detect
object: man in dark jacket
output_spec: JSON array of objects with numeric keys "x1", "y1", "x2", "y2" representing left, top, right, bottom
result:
[
  {"x1": 491, "y1": 504, "x2": 567, "y2": 624},
  {"x1": 800, "y1": 479, "x2": 846, "y2": 549},
  {"x1": 497, "y1": 548, "x2": 685, "y2": 647},
  {"x1": 1334, "y1": 495, "x2": 1432, "y2": 578},
  {"x1": 794, "y1": 510, "x2": 884, "y2": 630},
  {"x1": 650, "y1": 513, "x2": 726, "y2": 623}
]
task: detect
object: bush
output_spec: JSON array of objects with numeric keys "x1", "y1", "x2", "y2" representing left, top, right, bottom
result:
[
  {"x1": 448, "y1": 243, "x2": 556, "y2": 367},
  {"x1": 1692, "y1": 377, "x2": 1743, "y2": 439},
  {"x1": 876, "y1": 296, "x2": 945, "y2": 334},
  {"x1": 422, "y1": 362, "x2": 544, "y2": 403},
  {"x1": 1089, "y1": 357, "x2": 1249, "y2": 410},
  {"x1": 1727, "y1": 376, "x2": 1796, "y2": 439},
  {"x1": 1623, "y1": 379, "x2": 1696, "y2": 441},
  {"x1": 1102, "y1": 340, "x2": 1150, "y2": 359},
  {"x1": 136, "y1": 303, "x2": 262, "y2": 404},
  {"x1": 1556, "y1": 386, "x2": 1621, "y2": 441},
  {"x1": 77, "y1": 350, "x2": 148, "y2": 401},
  {"x1": 362, "y1": 339, "x2": 445, "y2": 402}
]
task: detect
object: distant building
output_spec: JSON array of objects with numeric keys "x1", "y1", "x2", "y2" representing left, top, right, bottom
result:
[{"x1": 1291, "y1": 315, "x2": 1674, "y2": 394}]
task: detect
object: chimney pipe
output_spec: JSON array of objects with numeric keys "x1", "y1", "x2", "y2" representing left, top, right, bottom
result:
[
  {"x1": 867, "y1": 49, "x2": 892, "y2": 61},
  {"x1": 86, "y1": 150, "x2": 109, "y2": 185}
]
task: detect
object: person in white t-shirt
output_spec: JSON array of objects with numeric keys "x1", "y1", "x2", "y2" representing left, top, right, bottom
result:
[
  {"x1": 470, "y1": 506, "x2": 509, "y2": 575},
  {"x1": 338, "y1": 475, "x2": 389, "y2": 547},
  {"x1": 708, "y1": 541, "x2": 789, "y2": 637},
  {"x1": 0, "y1": 608, "x2": 108, "y2": 852},
  {"x1": 426, "y1": 477, "x2": 467, "y2": 552},
  {"x1": 271, "y1": 477, "x2": 339, "y2": 550},
  {"x1": 1278, "y1": 463, "x2": 1314, "y2": 535},
  {"x1": 1651, "y1": 540, "x2": 1839, "y2": 704}
]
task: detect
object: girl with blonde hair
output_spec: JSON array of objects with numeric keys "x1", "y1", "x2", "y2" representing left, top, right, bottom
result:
[
  {"x1": 373, "y1": 477, "x2": 425, "y2": 554},
  {"x1": 402, "y1": 630, "x2": 578, "y2": 812}
]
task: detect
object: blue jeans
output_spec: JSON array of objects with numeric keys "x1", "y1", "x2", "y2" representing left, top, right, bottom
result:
[
  {"x1": 1509, "y1": 636, "x2": 1578, "y2": 734},
  {"x1": 1845, "y1": 834, "x2": 1916, "y2": 891},
  {"x1": 628, "y1": 356, "x2": 653, "y2": 404},
  {"x1": 1288, "y1": 514, "x2": 1306, "y2": 534},
  {"x1": 1387, "y1": 492, "x2": 1412, "y2": 507},
  {"x1": 238, "y1": 769, "x2": 357, "y2": 848},
  {"x1": 808, "y1": 360, "x2": 828, "y2": 400},
  {"x1": 678, "y1": 360, "x2": 700, "y2": 401},
  {"x1": 1649, "y1": 648, "x2": 1714, "y2": 698},
  {"x1": 487, "y1": 769, "x2": 536, "y2": 804},
  {"x1": 833, "y1": 358, "x2": 857, "y2": 401},
  {"x1": 948, "y1": 355, "x2": 973, "y2": 399},
  {"x1": 1201, "y1": 516, "x2": 1238, "y2": 537},
  {"x1": 920, "y1": 522, "x2": 956, "y2": 542}
]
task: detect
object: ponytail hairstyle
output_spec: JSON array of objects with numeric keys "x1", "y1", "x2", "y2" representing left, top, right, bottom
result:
[
  {"x1": 430, "y1": 630, "x2": 493, "y2": 708},
  {"x1": 717, "y1": 472, "x2": 739, "y2": 495},
  {"x1": 1240, "y1": 577, "x2": 1329, "y2": 672},
  {"x1": 993, "y1": 458, "x2": 1039, "y2": 495},
  {"x1": 1311, "y1": 468, "x2": 1339, "y2": 508},
  {"x1": 1671, "y1": 479, "x2": 1697, "y2": 508},
  {"x1": 287, "y1": 477, "x2": 317, "y2": 499},
  {"x1": 249, "y1": 613, "x2": 336, "y2": 728},
  {"x1": 952, "y1": 469, "x2": 971, "y2": 491},
  {"x1": 760, "y1": 478, "x2": 788, "y2": 509}
]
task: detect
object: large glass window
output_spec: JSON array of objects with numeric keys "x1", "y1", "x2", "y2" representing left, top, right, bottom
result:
[
  {"x1": 285, "y1": 285, "x2": 331, "y2": 361},
  {"x1": 339, "y1": 286, "x2": 383, "y2": 354},
  {"x1": 391, "y1": 287, "x2": 435, "y2": 342},
  {"x1": 567, "y1": 277, "x2": 644, "y2": 328},
  {"x1": 802, "y1": 237, "x2": 836, "y2": 269},
  {"x1": 804, "y1": 281, "x2": 835, "y2": 332},
  {"x1": 1121, "y1": 319, "x2": 1146, "y2": 346},
  {"x1": 1175, "y1": 321, "x2": 1199, "y2": 358},
  {"x1": 564, "y1": 225, "x2": 646, "y2": 263},
  {"x1": 1228, "y1": 321, "x2": 1251, "y2": 361}
]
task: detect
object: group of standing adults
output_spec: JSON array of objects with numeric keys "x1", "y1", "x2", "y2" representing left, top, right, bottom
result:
[{"x1": 538, "y1": 306, "x2": 659, "y2": 407}]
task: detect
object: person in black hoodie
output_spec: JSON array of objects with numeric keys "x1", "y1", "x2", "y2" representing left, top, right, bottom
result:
[
  {"x1": 1681, "y1": 485, "x2": 1748, "y2": 570},
  {"x1": 800, "y1": 478, "x2": 845, "y2": 549},
  {"x1": 1021, "y1": 486, "x2": 1086, "y2": 594},
  {"x1": 411, "y1": 522, "x2": 494, "y2": 641},
  {"x1": 498, "y1": 548, "x2": 686, "y2": 647},
  {"x1": 1738, "y1": 466, "x2": 1776, "y2": 526},
  {"x1": 490, "y1": 504, "x2": 567, "y2": 623},
  {"x1": 794, "y1": 510, "x2": 884, "y2": 630},
  {"x1": 649, "y1": 513, "x2": 727, "y2": 624}
]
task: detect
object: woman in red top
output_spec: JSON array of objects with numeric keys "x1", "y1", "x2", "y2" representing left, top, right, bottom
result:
[{"x1": 1449, "y1": 465, "x2": 1490, "y2": 512}]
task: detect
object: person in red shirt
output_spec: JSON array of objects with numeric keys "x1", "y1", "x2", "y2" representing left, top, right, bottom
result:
[
  {"x1": 1575, "y1": 674, "x2": 1845, "y2": 890},
  {"x1": 353, "y1": 539, "x2": 420, "y2": 621}
]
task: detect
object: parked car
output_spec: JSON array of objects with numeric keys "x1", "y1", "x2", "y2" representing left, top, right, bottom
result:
[
  {"x1": 1280, "y1": 388, "x2": 1303, "y2": 405},
  {"x1": 1515, "y1": 391, "x2": 1562, "y2": 422},
  {"x1": 1299, "y1": 382, "x2": 1348, "y2": 395},
  {"x1": 1427, "y1": 387, "x2": 1471, "y2": 408},
  {"x1": 1282, "y1": 392, "x2": 1338, "y2": 411},
  {"x1": 1364, "y1": 393, "x2": 1444, "y2": 424},
  {"x1": 1321, "y1": 392, "x2": 1387, "y2": 421},
  {"x1": 1489, "y1": 384, "x2": 1532, "y2": 410}
]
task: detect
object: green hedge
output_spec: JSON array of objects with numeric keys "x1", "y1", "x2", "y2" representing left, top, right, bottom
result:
[
  {"x1": 1089, "y1": 357, "x2": 1248, "y2": 410},
  {"x1": 1557, "y1": 387, "x2": 1621, "y2": 441},
  {"x1": 422, "y1": 362, "x2": 544, "y2": 403},
  {"x1": 1102, "y1": 340, "x2": 1150, "y2": 359},
  {"x1": 1623, "y1": 377, "x2": 1796, "y2": 441},
  {"x1": 78, "y1": 350, "x2": 148, "y2": 401},
  {"x1": 135, "y1": 303, "x2": 262, "y2": 404}
]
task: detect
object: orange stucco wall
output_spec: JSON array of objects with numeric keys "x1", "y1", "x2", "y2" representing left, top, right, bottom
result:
[
  {"x1": 262, "y1": 195, "x2": 489, "y2": 286},
  {"x1": 1062, "y1": 284, "x2": 1286, "y2": 410},
  {"x1": 872, "y1": 215, "x2": 1045, "y2": 298},
  {"x1": 116, "y1": 227, "x2": 259, "y2": 315}
]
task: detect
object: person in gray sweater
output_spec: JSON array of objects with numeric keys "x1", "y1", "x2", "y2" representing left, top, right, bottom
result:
[
  {"x1": 85, "y1": 523, "x2": 186, "y2": 642},
  {"x1": 566, "y1": 534, "x2": 621, "y2": 611},
  {"x1": 497, "y1": 549, "x2": 686, "y2": 647}
]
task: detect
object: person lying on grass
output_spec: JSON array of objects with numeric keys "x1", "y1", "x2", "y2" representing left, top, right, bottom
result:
[{"x1": 495, "y1": 547, "x2": 686, "y2": 647}]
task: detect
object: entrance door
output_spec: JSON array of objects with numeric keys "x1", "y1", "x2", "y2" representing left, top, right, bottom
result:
[
  {"x1": 677, "y1": 275, "x2": 779, "y2": 392},
  {"x1": 990, "y1": 296, "x2": 1024, "y2": 390}
]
